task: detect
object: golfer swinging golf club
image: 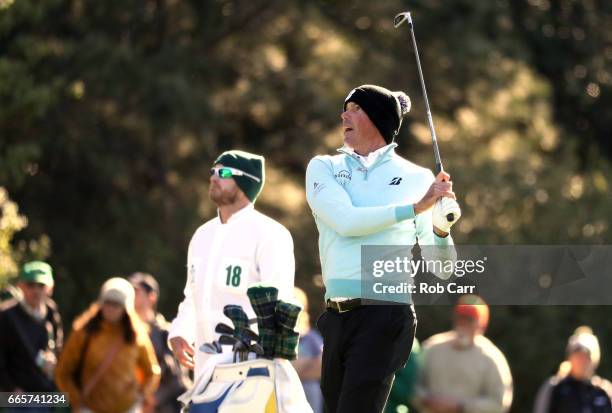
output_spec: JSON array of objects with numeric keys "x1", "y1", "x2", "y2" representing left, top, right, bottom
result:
[{"x1": 305, "y1": 84, "x2": 461, "y2": 412}]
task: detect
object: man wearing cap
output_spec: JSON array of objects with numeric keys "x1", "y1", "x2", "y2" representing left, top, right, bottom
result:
[
  {"x1": 306, "y1": 84, "x2": 461, "y2": 412},
  {"x1": 169, "y1": 150, "x2": 295, "y2": 378},
  {"x1": 0, "y1": 261, "x2": 63, "y2": 393},
  {"x1": 413, "y1": 296, "x2": 513, "y2": 413},
  {"x1": 130, "y1": 272, "x2": 190, "y2": 413}
]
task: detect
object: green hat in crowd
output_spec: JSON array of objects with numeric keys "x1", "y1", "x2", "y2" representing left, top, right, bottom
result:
[
  {"x1": 19, "y1": 261, "x2": 54, "y2": 287},
  {"x1": 214, "y1": 150, "x2": 265, "y2": 202}
]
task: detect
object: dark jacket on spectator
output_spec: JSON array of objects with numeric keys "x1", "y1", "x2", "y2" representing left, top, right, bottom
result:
[
  {"x1": 0, "y1": 297, "x2": 63, "y2": 391},
  {"x1": 543, "y1": 375, "x2": 612, "y2": 413},
  {"x1": 147, "y1": 313, "x2": 191, "y2": 413}
]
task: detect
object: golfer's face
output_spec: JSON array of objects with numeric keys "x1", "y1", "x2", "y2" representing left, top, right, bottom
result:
[{"x1": 341, "y1": 102, "x2": 379, "y2": 149}]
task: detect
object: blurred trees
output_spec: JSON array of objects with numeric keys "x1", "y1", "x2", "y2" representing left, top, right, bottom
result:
[
  {"x1": 1, "y1": 1, "x2": 611, "y2": 411},
  {"x1": 0, "y1": 187, "x2": 49, "y2": 288},
  {"x1": 0, "y1": 187, "x2": 27, "y2": 286},
  {"x1": 511, "y1": 0, "x2": 612, "y2": 164}
]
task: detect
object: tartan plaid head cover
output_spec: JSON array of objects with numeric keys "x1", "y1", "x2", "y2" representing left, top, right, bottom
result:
[
  {"x1": 223, "y1": 304, "x2": 250, "y2": 331},
  {"x1": 247, "y1": 286, "x2": 279, "y2": 358},
  {"x1": 274, "y1": 301, "x2": 302, "y2": 360}
]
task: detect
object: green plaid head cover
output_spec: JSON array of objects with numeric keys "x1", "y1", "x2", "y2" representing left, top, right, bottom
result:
[
  {"x1": 274, "y1": 331, "x2": 300, "y2": 360},
  {"x1": 272, "y1": 301, "x2": 301, "y2": 360},
  {"x1": 247, "y1": 286, "x2": 278, "y2": 328},
  {"x1": 223, "y1": 304, "x2": 250, "y2": 331},
  {"x1": 275, "y1": 301, "x2": 302, "y2": 331},
  {"x1": 247, "y1": 286, "x2": 279, "y2": 359}
]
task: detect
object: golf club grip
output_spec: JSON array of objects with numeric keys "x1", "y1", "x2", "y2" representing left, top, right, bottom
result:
[
  {"x1": 435, "y1": 163, "x2": 454, "y2": 222},
  {"x1": 435, "y1": 161, "x2": 443, "y2": 175}
]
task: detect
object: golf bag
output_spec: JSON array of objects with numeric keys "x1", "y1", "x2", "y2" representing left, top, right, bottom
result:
[{"x1": 182, "y1": 357, "x2": 312, "y2": 413}]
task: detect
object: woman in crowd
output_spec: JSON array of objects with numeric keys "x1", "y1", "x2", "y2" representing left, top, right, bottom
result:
[{"x1": 56, "y1": 277, "x2": 160, "y2": 413}]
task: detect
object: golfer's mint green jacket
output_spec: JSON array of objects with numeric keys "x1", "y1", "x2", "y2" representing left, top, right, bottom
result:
[{"x1": 306, "y1": 143, "x2": 455, "y2": 301}]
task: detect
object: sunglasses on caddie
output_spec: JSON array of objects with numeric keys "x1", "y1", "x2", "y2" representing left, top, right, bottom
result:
[{"x1": 210, "y1": 166, "x2": 261, "y2": 183}]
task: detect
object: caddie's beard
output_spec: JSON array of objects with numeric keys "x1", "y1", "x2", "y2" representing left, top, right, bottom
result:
[{"x1": 209, "y1": 185, "x2": 240, "y2": 206}]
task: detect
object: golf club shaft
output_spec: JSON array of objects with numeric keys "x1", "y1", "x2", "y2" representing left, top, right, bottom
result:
[
  {"x1": 397, "y1": 12, "x2": 455, "y2": 223},
  {"x1": 405, "y1": 13, "x2": 443, "y2": 175}
]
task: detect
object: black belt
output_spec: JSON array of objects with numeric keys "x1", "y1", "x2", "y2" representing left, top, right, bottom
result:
[{"x1": 326, "y1": 298, "x2": 408, "y2": 313}]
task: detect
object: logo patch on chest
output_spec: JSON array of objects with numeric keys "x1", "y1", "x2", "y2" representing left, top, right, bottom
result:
[
  {"x1": 334, "y1": 169, "x2": 352, "y2": 186},
  {"x1": 389, "y1": 177, "x2": 403, "y2": 185}
]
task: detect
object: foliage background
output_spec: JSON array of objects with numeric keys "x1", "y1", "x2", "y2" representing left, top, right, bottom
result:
[{"x1": 1, "y1": 0, "x2": 611, "y2": 411}]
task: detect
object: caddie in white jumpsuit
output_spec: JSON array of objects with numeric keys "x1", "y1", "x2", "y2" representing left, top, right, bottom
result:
[{"x1": 169, "y1": 150, "x2": 295, "y2": 379}]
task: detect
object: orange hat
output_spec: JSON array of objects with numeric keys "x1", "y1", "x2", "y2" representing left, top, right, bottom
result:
[{"x1": 454, "y1": 295, "x2": 489, "y2": 330}]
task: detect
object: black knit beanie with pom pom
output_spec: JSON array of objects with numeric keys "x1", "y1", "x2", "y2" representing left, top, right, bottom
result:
[{"x1": 344, "y1": 84, "x2": 411, "y2": 144}]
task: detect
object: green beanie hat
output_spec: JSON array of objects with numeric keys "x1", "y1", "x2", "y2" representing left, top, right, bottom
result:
[
  {"x1": 214, "y1": 150, "x2": 265, "y2": 202},
  {"x1": 19, "y1": 261, "x2": 54, "y2": 287}
]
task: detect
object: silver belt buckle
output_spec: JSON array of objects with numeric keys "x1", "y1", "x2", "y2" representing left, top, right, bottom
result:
[
  {"x1": 337, "y1": 301, "x2": 349, "y2": 313},
  {"x1": 329, "y1": 299, "x2": 350, "y2": 313}
]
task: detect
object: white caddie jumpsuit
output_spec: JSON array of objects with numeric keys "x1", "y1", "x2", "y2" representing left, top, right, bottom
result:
[{"x1": 169, "y1": 203, "x2": 295, "y2": 379}]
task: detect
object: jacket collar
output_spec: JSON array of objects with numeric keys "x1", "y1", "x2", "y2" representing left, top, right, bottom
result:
[
  {"x1": 216, "y1": 202, "x2": 254, "y2": 224},
  {"x1": 337, "y1": 142, "x2": 397, "y2": 169}
]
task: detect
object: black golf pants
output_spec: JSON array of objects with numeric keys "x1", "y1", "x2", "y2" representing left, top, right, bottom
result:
[{"x1": 317, "y1": 304, "x2": 417, "y2": 413}]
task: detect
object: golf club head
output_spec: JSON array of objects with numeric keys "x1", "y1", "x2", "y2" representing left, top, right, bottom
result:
[
  {"x1": 233, "y1": 340, "x2": 248, "y2": 363},
  {"x1": 241, "y1": 328, "x2": 259, "y2": 343},
  {"x1": 219, "y1": 334, "x2": 238, "y2": 346},
  {"x1": 394, "y1": 12, "x2": 412, "y2": 28},
  {"x1": 234, "y1": 339, "x2": 248, "y2": 351},
  {"x1": 215, "y1": 322, "x2": 235, "y2": 336},
  {"x1": 200, "y1": 342, "x2": 221, "y2": 355},
  {"x1": 250, "y1": 343, "x2": 264, "y2": 356}
]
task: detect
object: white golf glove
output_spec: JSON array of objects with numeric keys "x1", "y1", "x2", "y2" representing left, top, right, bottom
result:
[{"x1": 432, "y1": 197, "x2": 461, "y2": 233}]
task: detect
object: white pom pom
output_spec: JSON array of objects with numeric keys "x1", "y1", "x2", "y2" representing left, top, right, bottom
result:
[{"x1": 394, "y1": 92, "x2": 411, "y2": 117}]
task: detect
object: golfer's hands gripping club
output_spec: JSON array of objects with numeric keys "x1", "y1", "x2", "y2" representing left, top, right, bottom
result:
[
  {"x1": 433, "y1": 197, "x2": 461, "y2": 233},
  {"x1": 414, "y1": 171, "x2": 460, "y2": 235},
  {"x1": 170, "y1": 336, "x2": 195, "y2": 369}
]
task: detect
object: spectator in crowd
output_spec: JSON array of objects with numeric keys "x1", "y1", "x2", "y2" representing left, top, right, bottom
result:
[
  {"x1": 533, "y1": 326, "x2": 611, "y2": 413},
  {"x1": 413, "y1": 295, "x2": 513, "y2": 413},
  {"x1": 385, "y1": 339, "x2": 422, "y2": 413},
  {"x1": 56, "y1": 277, "x2": 160, "y2": 413},
  {"x1": 129, "y1": 272, "x2": 191, "y2": 413},
  {"x1": 0, "y1": 261, "x2": 63, "y2": 394},
  {"x1": 292, "y1": 287, "x2": 324, "y2": 413}
]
